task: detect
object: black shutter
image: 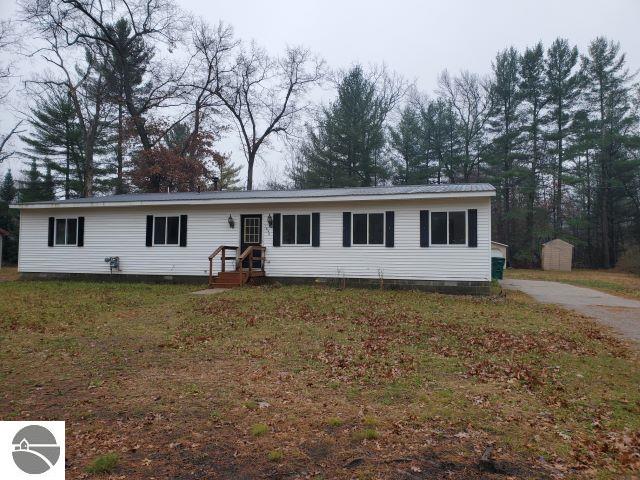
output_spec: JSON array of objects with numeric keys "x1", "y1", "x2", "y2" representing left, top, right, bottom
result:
[
  {"x1": 420, "y1": 210, "x2": 429, "y2": 247},
  {"x1": 468, "y1": 209, "x2": 478, "y2": 247},
  {"x1": 48, "y1": 217, "x2": 55, "y2": 247},
  {"x1": 146, "y1": 215, "x2": 153, "y2": 247},
  {"x1": 342, "y1": 212, "x2": 351, "y2": 247},
  {"x1": 385, "y1": 211, "x2": 394, "y2": 247},
  {"x1": 312, "y1": 212, "x2": 320, "y2": 247},
  {"x1": 77, "y1": 217, "x2": 85, "y2": 247},
  {"x1": 272, "y1": 213, "x2": 281, "y2": 247},
  {"x1": 179, "y1": 214, "x2": 188, "y2": 247}
]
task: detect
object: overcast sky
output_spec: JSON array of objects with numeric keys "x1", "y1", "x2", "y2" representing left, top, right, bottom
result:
[{"x1": 1, "y1": 0, "x2": 639, "y2": 186}]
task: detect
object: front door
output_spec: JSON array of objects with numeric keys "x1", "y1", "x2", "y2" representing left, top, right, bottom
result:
[{"x1": 240, "y1": 214, "x2": 262, "y2": 269}]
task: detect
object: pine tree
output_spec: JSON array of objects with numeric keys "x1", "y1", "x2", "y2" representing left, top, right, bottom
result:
[
  {"x1": 216, "y1": 159, "x2": 242, "y2": 190},
  {"x1": 99, "y1": 18, "x2": 154, "y2": 152},
  {"x1": 295, "y1": 66, "x2": 394, "y2": 188},
  {"x1": 487, "y1": 47, "x2": 523, "y2": 249},
  {"x1": 581, "y1": 37, "x2": 637, "y2": 267},
  {"x1": 519, "y1": 42, "x2": 549, "y2": 264},
  {"x1": 0, "y1": 170, "x2": 17, "y2": 203},
  {"x1": 19, "y1": 159, "x2": 47, "y2": 202},
  {"x1": 98, "y1": 18, "x2": 154, "y2": 192},
  {"x1": 0, "y1": 169, "x2": 19, "y2": 265},
  {"x1": 21, "y1": 88, "x2": 84, "y2": 198},
  {"x1": 545, "y1": 38, "x2": 582, "y2": 234},
  {"x1": 389, "y1": 105, "x2": 428, "y2": 184}
]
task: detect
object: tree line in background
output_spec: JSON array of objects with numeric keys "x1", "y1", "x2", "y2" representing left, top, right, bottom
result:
[
  {"x1": 288, "y1": 40, "x2": 640, "y2": 269},
  {"x1": 0, "y1": 0, "x2": 638, "y2": 269}
]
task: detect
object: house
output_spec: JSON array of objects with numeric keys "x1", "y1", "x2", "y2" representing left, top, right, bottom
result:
[
  {"x1": 14, "y1": 184, "x2": 496, "y2": 294},
  {"x1": 541, "y1": 238, "x2": 573, "y2": 272}
]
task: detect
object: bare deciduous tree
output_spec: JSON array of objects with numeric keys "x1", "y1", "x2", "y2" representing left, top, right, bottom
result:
[
  {"x1": 438, "y1": 70, "x2": 493, "y2": 181},
  {"x1": 0, "y1": 20, "x2": 23, "y2": 163},
  {"x1": 192, "y1": 21, "x2": 325, "y2": 190},
  {"x1": 20, "y1": 0, "x2": 188, "y2": 152}
]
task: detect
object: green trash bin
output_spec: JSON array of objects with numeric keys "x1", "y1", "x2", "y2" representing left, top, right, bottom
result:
[{"x1": 491, "y1": 257, "x2": 505, "y2": 280}]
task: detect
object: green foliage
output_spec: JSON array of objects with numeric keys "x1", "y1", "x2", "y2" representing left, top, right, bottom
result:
[
  {"x1": 267, "y1": 449, "x2": 283, "y2": 461},
  {"x1": 293, "y1": 66, "x2": 396, "y2": 188},
  {"x1": 352, "y1": 428, "x2": 379, "y2": 442},
  {"x1": 86, "y1": 453, "x2": 119, "y2": 474},
  {"x1": 0, "y1": 170, "x2": 17, "y2": 203},
  {"x1": 250, "y1": 423, "x2": 268, "y2": 437}
]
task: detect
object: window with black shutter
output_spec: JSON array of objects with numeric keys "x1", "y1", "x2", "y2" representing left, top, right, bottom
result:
[
  {"x1": 431, "y1": 211, "x2": 467, "y2": 245},
  {"x1": 152, "y1": 216, "x2": 182, "y2": 245},
  {"x1": 351, "y1": 213, "x2": 385, "y2": 245},
  {"x1": 53, "y1": 218, "x2": 79, "y2": 245},
  {"x1": 281, "y1": 214, "x2": 312, "y2": 245}
]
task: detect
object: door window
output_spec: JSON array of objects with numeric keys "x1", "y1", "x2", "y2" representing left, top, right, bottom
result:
[{"x1": 243, "y1": 217, "x2": 261, "y2": 244}]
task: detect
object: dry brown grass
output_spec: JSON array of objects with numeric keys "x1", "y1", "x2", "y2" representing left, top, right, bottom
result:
[
  {"x1": 0, "y1": 279, "x2": 639, "y2": 479},
  {"x1": 0, "y1": 266, "x2": 19, "y2": 282},
  {"x1": 505, "y1": 268, "x2": 640, "y2": 300}
]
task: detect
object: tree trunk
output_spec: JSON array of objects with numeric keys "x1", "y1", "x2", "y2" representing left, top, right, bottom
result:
[
  {"x1": 246, "y1": 153, "x2": 255, "y2": 191},
  {"x1": 116, "y1": 102, "x2": 124, "y2": 194}
]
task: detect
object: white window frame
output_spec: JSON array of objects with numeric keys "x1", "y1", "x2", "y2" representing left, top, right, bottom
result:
[
  {"x1": 153, "y1": 215, "x2": 181, "y2": 246},
  {"x1": 54, "y1": 217, "x2": 78, "y2": 246},
  {"x1": 351, "y1": 212, "x2": 385, "y2": 246},
  {"x1": 281, "y1": 214, "x2": 312, "y2": 246},
  {"x1": 430, "y1": 210, "x2": 468, "y2": 247}
]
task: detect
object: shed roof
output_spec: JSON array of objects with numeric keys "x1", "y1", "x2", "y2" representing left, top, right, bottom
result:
[
  {"x1": 543, "y1": 238, "x2": 574, "y2": 248},
  {"x1": 15, "y1": 183, "x2": 495, "y2": 209}
]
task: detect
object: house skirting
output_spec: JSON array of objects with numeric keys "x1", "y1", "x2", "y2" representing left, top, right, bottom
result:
[{"x1": 20, "y1": 271, "x2": 491, "y2": 295}]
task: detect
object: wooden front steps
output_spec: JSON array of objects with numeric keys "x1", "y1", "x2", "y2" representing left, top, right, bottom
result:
[{"x1": 208, "y1": 245, "x2": 266, "y2": 288}]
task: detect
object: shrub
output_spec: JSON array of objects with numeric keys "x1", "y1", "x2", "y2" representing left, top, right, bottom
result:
[
  {"x1": 87, "y1": 453, "x2": 119, "y2": 474},
  {"x1": 267, "y1": 449, "x2": 283, "y2": 461},
  {"x1": 327, "y1": 417, "x2": 343, "y2": 427},
  {"x1": 352, "y1": 428, "x2": 379, "y2": 442},
  {"x1": 250, "y1": 423, "x2": 268, "y2": 437}
]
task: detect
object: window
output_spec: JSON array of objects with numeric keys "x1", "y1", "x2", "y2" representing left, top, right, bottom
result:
[
  {"x1": 243, "y1": 217, "x2": 261, "y2": 244},
  {"x1": 282, "y1": 214, "x2": 311, "y2": 245},
  {"x1": 153, "y1": 216, "x2": 180, "y2": 245},
  {"x1": 431, "y1": 211, "x2": 466, "y2": 245},
  {"x1": 54, "y1": 218, "x2": 78, "y2": 245},
  {"x1": 352, "y1": 213, "x2": 384, "y2": 245}
]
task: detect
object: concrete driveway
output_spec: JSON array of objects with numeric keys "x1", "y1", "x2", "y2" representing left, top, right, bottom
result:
[{"x1": 501, "y1": 279, "x2": 640, "y2": 344}]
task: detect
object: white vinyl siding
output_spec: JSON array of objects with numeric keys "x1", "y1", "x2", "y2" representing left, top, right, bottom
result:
[{"x1": 18, "y1": 197, "x2": 491, "y2": 281}]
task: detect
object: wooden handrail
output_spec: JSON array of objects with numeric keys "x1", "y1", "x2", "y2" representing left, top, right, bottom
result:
[
  {"x1": 208, "y1": 245, "x2": 239, "y2": 285},
  {"x1": 208, "y1": 245, "x2": 266, "y2": 287},
  {"x1": 236, "y1": 246, "x2": 267, "y2": 284}
]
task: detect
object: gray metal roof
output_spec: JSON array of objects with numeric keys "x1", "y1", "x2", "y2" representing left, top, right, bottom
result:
[{"x1": 18, "y1": 183, "x2": 495, "y2": 207}]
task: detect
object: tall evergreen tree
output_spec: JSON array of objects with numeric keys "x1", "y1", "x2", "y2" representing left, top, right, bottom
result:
[
  {"x1": 21, "y1": 88, "x2": 84, "y2": 198},
  {"x1": 545, "y1": 38, "x2": 581, "y2": 234},
  {"x1": 581, "y1": 37, "x2": 637, "y2": 267},
  {"x1": 0, "y1": 169, "x2": 17, "y2": 203},
  {"x1": 295, "y1": 66, "x2": 396, "y2": 188},
  {"x1": 487, "y1": 47, "x2": 523, "y2": 248},
  {"x1": 389, "y1": 105, "x2": 428, "y2": 184},
  {"x1": 98, "y1": 18, "x2": 154, "y2": 191},
  {"x1": 519, "y1": 43, "x2": 549, "y2": 264}
]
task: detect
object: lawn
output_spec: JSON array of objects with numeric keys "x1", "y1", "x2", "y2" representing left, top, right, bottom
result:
[
  {"x1": 0, "y1": 279, "x2": 639, "y2": 479},
  {"x1": 504, "y1": 268, "x2": 640, "y2": 300}
]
